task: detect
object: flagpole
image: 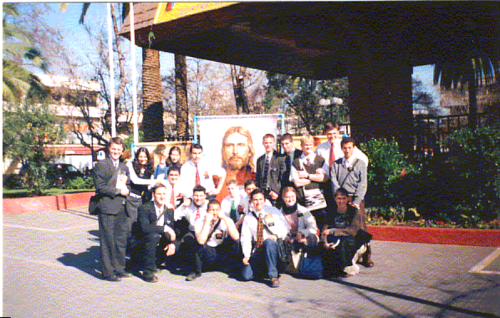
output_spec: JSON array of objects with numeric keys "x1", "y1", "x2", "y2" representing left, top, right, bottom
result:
[
  {"x1": 107, "y1": 3, "x2": 116, "y2": 137},
  {"x1": 130, "y1": 3, "x2": 139, "y2": 146}
]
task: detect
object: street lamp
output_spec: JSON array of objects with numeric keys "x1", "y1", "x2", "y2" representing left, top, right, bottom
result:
[{"x1": 319, "y1": 97, "x2": 343, "y2": 123}]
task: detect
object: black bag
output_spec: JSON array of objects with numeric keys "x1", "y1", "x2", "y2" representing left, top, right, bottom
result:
[
  {"x1": 276, "y1": 238, "x2": 293, "y2": 264},
  {"x1": 89, "y1": 195, "x2": 100, "y2": 215}
]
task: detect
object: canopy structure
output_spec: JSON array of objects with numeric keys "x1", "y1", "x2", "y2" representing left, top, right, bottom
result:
[{"x1": 120, "y1": 2, "x2": 500, "y2": 152}]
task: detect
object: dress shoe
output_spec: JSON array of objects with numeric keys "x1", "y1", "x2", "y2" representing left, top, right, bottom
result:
[
  {"x1": 104, "y1": 275, "x2": 121, "y2": 282},
  {"x1": 359, "y1": 259, "x2": 375, "y2": 267},
  {"x1": 186, "y1": 272, "x2": 201, "y2": 281},
  {"x1": 269, "y1": 277, "x2": 280, "y2": 288},
  {"x1": 143, "y1": 271, "x2": 158, "y2": 283},
  {"x1": 116, "y1": 272, "x2": 132, "y2": 278}
]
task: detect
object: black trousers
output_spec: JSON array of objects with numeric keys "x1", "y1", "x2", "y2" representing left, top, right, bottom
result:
[
  {"x1": 98, "y1": 207, "x2": 128, "y2": 278},
  {"x1": 194, "y1": 238, "x2": 240, "y2": 274},
  {"x1": 143, "y1": 232, "x2": 180, "y2": 272}
]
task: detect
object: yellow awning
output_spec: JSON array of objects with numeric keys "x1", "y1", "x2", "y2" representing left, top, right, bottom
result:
[{"x1": 154, "y1": 2, "x2": 237, "y2": 25}]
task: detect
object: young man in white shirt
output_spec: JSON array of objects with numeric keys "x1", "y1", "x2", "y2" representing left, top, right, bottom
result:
[
  {"x1": 180, "y1": 143, "x2": 226, "y2": 201},
  {"x1": 186, "y1": 199, "x2": 240, "y2": 281},
  {"x1": 220, "y1": 179, "x2": 245, "y2": 228},
  {"x1": 240, "y1": 189, "x2": 289, "y2": 288},
  {"x1": 291, "y1": 134, "x2": 329, "y2": 229},
  {"x1": 174, "y1": 185, "x2": 209, "y2": 275}
]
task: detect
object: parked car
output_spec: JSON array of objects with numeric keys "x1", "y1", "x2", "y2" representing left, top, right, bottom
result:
[
  {"x1": 4, "y1": 163, "x2": 86, "y2": 189},
  {"x1": 46, "y1": 163, "x2": 85, "y2": 186}
]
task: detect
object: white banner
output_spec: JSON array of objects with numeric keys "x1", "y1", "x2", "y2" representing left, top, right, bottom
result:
[{"x1": 197, "y1": 115, "x2": 281, "y2": 200}]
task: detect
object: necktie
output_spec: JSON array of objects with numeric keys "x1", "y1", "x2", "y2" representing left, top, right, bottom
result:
[
  {"x1": 286, "y1": 154, "x2": 292, "y2": 173},
  {"x1": 170, "y1": 185, "x2": 175, "y2": 207},
  {"x1": 195, "y1": 163, "x2": 201, "y2": 186},
  {"x1": 255, "y1": 213, "x2": 264, "y2": 249},
  {"x1": 263, "y1": 155, "x2": 270, "y2": 188},
  {"x1": 306, "y1": 157, "x2": 311, "y2": 166},
  {"x1": 195, "y1": 207, "x2": 200, "y2": 220},
  {"x1": 230, "y1": 199, "x2": 237, "y2": 222},
  {"x1": 329, "y1": 144, "x2": 335, "y2": 167}
]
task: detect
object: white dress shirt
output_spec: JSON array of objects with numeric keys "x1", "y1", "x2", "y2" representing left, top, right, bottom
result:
[
  {"x1": 174, "y1": 201, "x2": 208, "y2": 232},
  {"x1": 154, "y1": 203, "x2": 174, "y2": 234},
  {"x1": 240, "y1": 205, "x2": 290, "y2": 258},
  {"x1": 315, "y1": 139, "x2": 369, "y2": 167},
  {"x1": 194, "y1": 216, "x2": 233, "y2": 247},
  {"x1": 179, "y1": 159, "x2": 225, "y2": 197},
  {"x1": 220, "y1": 191, "x2": 245, "y2": 221}
]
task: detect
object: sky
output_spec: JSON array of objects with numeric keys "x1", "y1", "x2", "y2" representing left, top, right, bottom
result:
[
  {"x1": 41, "y1": 3, "x2": 175, "y2": 77},
  {"x1": 22, "y1": 2, "x2": 441, "y2": 111}
]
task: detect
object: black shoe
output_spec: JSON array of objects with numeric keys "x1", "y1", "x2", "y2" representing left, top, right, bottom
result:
[
  {"x1": 116, "y1": 272, "x2": 132, "y2": 278},
  {"x1": 143, "y1": 271, "x2": 158, "y2": 283},
  {"x1": 104, "y1": 275, "x2": 121, "y2": 282},
  {"x1": 269, "y1": 277, "x2": 280, "y2": 288},
  {"x1": 186, "y1": 272, "x2": 201, "y2": 281}
]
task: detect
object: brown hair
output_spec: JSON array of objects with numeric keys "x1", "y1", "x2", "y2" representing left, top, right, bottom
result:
[{"x1": 221, "y1": 126, "x2": 255, "y2": 170}]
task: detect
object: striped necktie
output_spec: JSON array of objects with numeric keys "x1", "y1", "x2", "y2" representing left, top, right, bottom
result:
[{"x1": 255, "y1": 214, "x2": 264, "y2": 249}]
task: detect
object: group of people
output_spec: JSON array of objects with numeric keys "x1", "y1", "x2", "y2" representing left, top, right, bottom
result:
[{"x1": 92, "y1": 122, "x2": 374, "y2": 288}]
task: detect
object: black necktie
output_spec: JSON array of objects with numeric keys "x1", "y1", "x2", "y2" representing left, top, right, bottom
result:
[
  {"x1": 286, "y1": 153, "x2": 292, "y2": 172},
  {"x1": 263, "y1": 155, "x2": 270, "y2": 188}
]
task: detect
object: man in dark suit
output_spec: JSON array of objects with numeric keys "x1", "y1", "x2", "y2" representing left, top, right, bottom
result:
[
  {"x1": 93, "y1": 137, "x2": 131, "y2": 282},
  {"x1": 137, "y1": 183, "x2": 180, "y2": 283},
  {"x1": 280, "y1": 133, "x2": 303, "y2": 189},
  {"x1": 256, "y1": 134, "x2": 286, "y2": 206}
]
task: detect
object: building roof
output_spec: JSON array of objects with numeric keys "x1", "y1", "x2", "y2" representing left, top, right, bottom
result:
[
  {"x1": 120, "y1": 2, "x2": 500, "y2": 80},
  {"x1": 37, "y1": 74, "x2": 101, "y2": 91}
]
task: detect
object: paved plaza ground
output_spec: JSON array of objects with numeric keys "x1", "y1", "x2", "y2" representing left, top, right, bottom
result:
[{"x1": 4, "y1": 207, "x2": 500, "y2": 318}]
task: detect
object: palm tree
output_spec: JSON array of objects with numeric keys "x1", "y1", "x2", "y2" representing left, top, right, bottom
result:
[
  {"x1": 3, "y1": 3, "x2": 47, "y2": 103},
  {"x1": 434, "y1": 57, "x2": 500, "y2": 130}
]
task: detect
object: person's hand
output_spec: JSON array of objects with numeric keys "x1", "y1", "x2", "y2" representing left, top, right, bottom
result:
[
  {"x1": 296, "y1": 232, "x2": 305, "y2": 243},
  {"x1": 204, "y1": 212, "x2": 215, "y2": 224},
  {"x1": 120, "y1": 187, "x2": 130, "y2": 196},
  {"x1": 242, "y1": 257, "x2": 250, "y2": 265},
  {"x1": 269, "y1": 191, "x2": 279, "y2": 200},
  {"x1": 164, "y1": 243, "x2": 176, "y2": 257},
  {"x1": 183, "y1": 198, "x2": 192, "y2": 207}
]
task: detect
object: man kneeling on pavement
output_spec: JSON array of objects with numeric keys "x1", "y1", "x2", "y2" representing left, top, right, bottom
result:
[
  {"x1": 186, "y1": 199, "x2": 240, "y2": 281},
  {"x1": 137, "y1": 182, "x2": 180, "y2": 283},
  {"x1": 240, "y1": 188, "x2": 289, "y2": 288}
]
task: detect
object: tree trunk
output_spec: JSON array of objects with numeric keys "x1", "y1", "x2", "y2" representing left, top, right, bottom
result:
[
  {"x1": 231, "y1": 65, "x2": 250, "y2": 114},
  {"x1": 175, "y1": 54, "x2": 189, "y2": 137},
  {"x1": 142, "y1": 48, "x2": 165, "y2": 142}
]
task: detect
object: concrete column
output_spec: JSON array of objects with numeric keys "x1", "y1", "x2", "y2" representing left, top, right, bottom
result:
[{"x1": 347, "y1": 60, "x2": 414, "y2": 154}]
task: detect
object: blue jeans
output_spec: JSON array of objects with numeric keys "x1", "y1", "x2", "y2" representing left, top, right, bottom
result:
[{"x1": 241, "y1": 238, "x2": 279, "y2": 281}]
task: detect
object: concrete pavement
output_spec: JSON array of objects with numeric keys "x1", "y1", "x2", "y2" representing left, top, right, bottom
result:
[{"x1": 4, "y1": 207, "x2": 500, "y2": 317}]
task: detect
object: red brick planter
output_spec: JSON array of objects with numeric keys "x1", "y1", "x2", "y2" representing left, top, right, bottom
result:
[
  {"x1": 367, "y1": 225, "x2": 500, "y2": 247},
  {"x1": 3, "y1": 192, "x2": 95, "y2": 214}
]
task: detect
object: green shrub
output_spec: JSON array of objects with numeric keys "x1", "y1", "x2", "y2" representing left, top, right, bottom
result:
[
  {"x1": 63, "y1": 177, "x2": 94, "y2": 190},
  {"x1": 441, "y1": 125, "x2": 500, "y2": 222},
  {"x1": 359, "y1": 138, "x2": 418, "y2": 208}
]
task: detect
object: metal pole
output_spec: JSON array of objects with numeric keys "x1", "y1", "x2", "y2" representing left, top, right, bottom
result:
[
  {"x1": 130, "y1": 3, "x2": 139, "y2": 146},
  {"x1": 107, "y1": 3, "x2": 116, "y2": 137}
]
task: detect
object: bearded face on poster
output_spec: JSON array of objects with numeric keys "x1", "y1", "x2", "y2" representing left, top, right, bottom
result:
[{"x1": 221, "y1": 126, "x2": 255, "y2": 172}]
